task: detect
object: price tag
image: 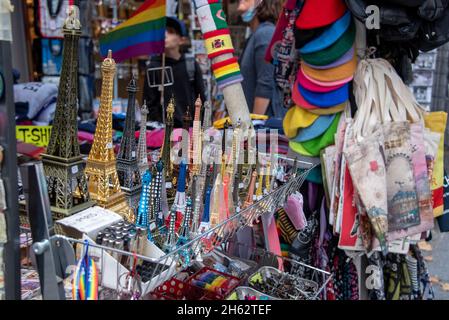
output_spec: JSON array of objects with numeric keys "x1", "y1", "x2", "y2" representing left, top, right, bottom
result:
[
  {"x1": 166, "y1": 182, "x2": 172, "y2": 189},
  {"x1": 239, "y1": 183, "x2": 244, "y2": 189},
  {"x1": 106, "y1": 142, "x2": 113, "y2": 149},
  {"x1": 71, "y1": 166, "x2": 79, "y2": 174},
  {"x1": 132, "y1": 151, "x2": 136, "y2": 158},
  {"x1": 150, "y1": 222, "x2": 156, "y2": 230}
]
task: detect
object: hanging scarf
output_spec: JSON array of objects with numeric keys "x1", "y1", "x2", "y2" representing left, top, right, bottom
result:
[{"x1": 330, "y1": 247, "x2": 359, "y2": 300}]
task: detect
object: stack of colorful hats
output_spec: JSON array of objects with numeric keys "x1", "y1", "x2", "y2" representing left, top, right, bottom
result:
[{"x1": 283, "y1": 0, "x2": 357, "y2": 157}]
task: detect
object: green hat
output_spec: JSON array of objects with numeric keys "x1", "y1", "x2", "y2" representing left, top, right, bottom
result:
[
  {"x1": 289, "y1": 140, "x2": 314, "y2": 157},
  {"x1": 301, "y1": 21, "x2": 355, "y2": 67},
  {"x1": 289, "y1": 112, "x2": 341, "y2": 157}
]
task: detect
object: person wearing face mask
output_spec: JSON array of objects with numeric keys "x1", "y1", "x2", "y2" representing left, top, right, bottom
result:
[{"x1": 237, "y1": 0, "x2": 285, "y2": 117}]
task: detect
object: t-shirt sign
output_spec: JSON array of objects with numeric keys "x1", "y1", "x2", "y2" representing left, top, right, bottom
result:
[{"x1": 16, "y1": 126, "x2": 52, "y2": 147}]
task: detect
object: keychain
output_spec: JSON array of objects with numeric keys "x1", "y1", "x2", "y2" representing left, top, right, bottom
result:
[{"x1": 118, "y1": 252, "x2": 142, "y2": 300}]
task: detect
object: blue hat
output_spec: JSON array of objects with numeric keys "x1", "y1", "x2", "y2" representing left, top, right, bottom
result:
[
  {"x1": 292, "y1": 113, "x2": 338, "y2": 143},
  {"x1": 298, "y1": 81, "x2": 349, "y2": 108},
  {"x1": 299, "y1": 11, "x2": 351, "y2": 54}
]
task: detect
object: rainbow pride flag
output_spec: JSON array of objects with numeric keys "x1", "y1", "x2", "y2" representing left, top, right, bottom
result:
[{"x1": 99, "y1": 0, "x2": 166, "y2": 62}]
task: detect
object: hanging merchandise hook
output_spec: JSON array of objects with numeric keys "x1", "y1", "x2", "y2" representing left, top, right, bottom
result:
[{"x1": 363, "y1": 46, "x2": 377, "y2": 60}]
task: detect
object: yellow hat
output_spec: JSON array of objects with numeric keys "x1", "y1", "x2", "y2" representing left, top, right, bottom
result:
[
  {"x1": 213, "y1": 114, "x2": 268, "y2": 129},
  {"x1": 283, "y1": 106, "x2": 320, "y2": 139},
  {"x1": 302, "y1": 54, "x2": 357, "y2": 83}
]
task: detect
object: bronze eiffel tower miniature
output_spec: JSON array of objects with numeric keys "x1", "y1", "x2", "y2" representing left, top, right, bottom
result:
[
  {"x1": 161, "y1": 97, "x2": 176, "y2": 201},
  {"x1": 84, "y1": 50, "x2": 133, "y2": 222},
  {"x1": 41, "y1": 7, "x2": 94, "y2": 218}
]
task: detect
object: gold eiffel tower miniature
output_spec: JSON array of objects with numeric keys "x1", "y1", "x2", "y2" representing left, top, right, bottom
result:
[{"x1": 84, "y1": 50, "x2": 134, "y2": 222}]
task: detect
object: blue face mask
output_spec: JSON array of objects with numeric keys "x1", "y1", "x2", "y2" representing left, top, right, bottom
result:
[{"x1": 241, "y1": 7, "x2": 255, "y2": 23}]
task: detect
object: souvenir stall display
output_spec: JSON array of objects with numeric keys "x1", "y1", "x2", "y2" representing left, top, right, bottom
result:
[
  {"x1": 11, "y1": 3, "x2": 330, "y2": 301},
  {"x1": 3, "y1": 0, "x2": 449, "y2": 302}
]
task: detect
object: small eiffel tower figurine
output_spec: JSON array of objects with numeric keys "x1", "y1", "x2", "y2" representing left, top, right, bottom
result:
[
  {"x1": 136, "y1": 170, "x2": 151, "y2": 228},
  {"x1": 198, "y1": 165, "x2": 213, "y2": 234},
  {"x1": 41, "y1": 6, "x2": 93, "y2": 218},
  {"x1": 117, "y1": 77, "x2": 142, "y2": 212},
  {"x1": 191, "y1": 96, "x2": 203, "y2": 179},
  {"x1": 172, "y1": 160, "x2": 187, "y2": 231},
  {"x1": 177, "y1": 196, "x2": 192, "y2": 246},
  {"x1": 202, "y1": 101, "x2": 212, "y2": 130},
  {"x1": 152, "y1": 160, "x2": 164, "y2": 229},
  {"x1": 136, "y1": 101, "x2": 149, "y2": 177},
  {"x1": 85, "y1": 50, "x2": 133, "y2": 221},
  {"x1": 182, "y1": 104, "x2": 192, "y2": 169},
  {"x1": 161, "y1": 96, "x2": 175, "y2": 180},
  {"x1": 163, "y1": 206, "x2": 178, "y2": 253},
  {"x1": 190, "y1": 175, "x2": 202, "y2": 234}
]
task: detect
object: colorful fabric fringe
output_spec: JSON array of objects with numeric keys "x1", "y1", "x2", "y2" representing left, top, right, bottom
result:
[{"x1": 211, "y1": 57, "x2": 243, "y2": 89}]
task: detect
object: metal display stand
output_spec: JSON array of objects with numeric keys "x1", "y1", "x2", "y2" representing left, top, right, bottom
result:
[
  {"x1": 22, "y1": 159, "x2": 331, "y2": 300},
  {"x1": 0, "y1": 39, "x2": 21, "y2": 300}
]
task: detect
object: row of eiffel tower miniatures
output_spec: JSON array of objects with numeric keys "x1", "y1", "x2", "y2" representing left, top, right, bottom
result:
[
  {"x1": 36, "y1": 9, "x2": 278, "y2": 255},
  {"x1": 134, "y1": 96, "x2": 273, "y2": 254}
]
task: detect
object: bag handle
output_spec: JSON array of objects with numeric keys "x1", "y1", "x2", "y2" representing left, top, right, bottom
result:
[
  {"x1": 378, "y1": 59, "x2": 425, "y2": 123},
  {"x1": 353, "y1": 61, "x2": 380, "y2": 140},
  {"x1": 353, "y1": 58, "x2": 426, "y2": 141}
]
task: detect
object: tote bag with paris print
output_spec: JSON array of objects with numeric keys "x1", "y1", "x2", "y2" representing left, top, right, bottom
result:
[
  {"x1": 382, "y1": 121, "x2": 420, "y2": 232},
  {"x1": 387, "y1": 123, "x2": 434, "y2": 241},
  {"x1": 344, "y1": 126, "x2": 389, "y2": 255}
]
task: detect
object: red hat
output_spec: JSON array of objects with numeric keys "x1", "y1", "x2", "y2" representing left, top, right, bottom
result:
[
  {"x1": 296, "y1": 0, "x2": 347, "y2": 30},
  {"x1": 292, "y1": 77, "x2": 318, "y2": 110}
]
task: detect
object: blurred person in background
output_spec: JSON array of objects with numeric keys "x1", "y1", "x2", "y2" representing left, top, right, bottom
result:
[{"x1": 237, "y1": 0, "x2": 285, "y2": 118}]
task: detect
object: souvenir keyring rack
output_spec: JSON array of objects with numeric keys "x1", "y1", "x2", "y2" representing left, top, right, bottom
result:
[{"x1": 23, "y1": 158, "x2": 331, "y2": 299}]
